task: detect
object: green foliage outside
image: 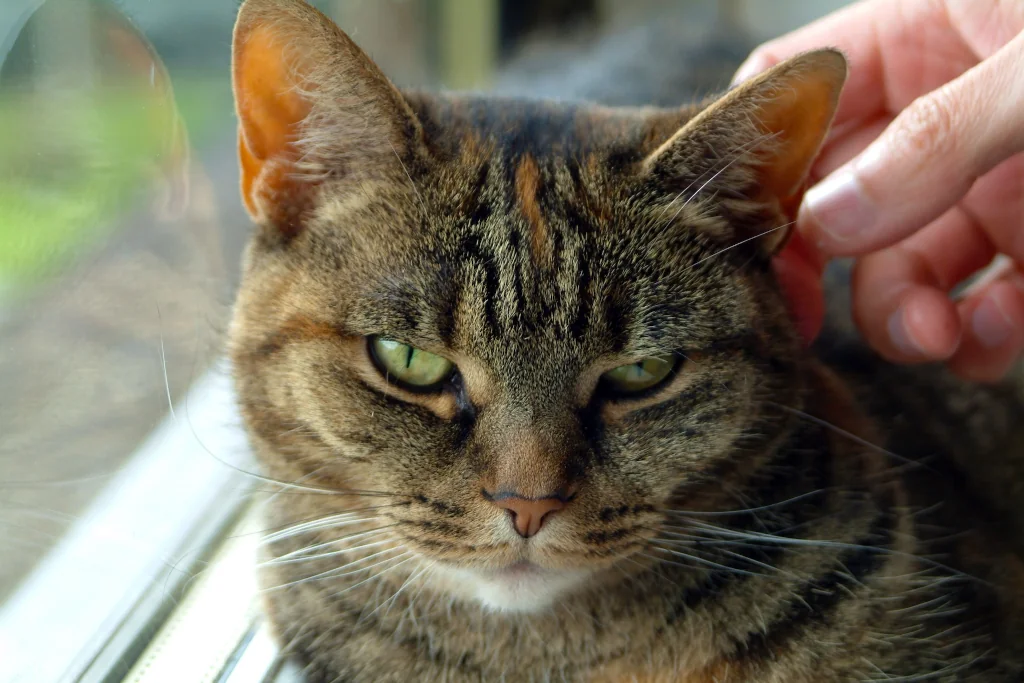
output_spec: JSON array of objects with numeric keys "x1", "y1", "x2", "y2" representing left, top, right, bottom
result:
[{"x1": 0, "y1": 76, "x2": 229, "y2": 290}]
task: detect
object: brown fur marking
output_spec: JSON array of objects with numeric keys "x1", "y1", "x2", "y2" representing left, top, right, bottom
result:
[{"x1": 515, "y1": 153, "x2": 551, "y2": 268}]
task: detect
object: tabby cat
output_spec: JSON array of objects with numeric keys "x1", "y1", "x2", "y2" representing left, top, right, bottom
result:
[{"x1": 227, "y1": 1, "x2": 1024, "y2": 680}]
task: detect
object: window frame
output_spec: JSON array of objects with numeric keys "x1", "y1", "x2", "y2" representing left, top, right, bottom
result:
[{"x1": 0, "y1": 367, "x2": 251, "y2": 683}]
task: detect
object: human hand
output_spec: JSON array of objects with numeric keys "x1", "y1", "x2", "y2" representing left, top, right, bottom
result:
[{"x1": 741, "y1": 0, "x2": 1024, "y2": 381}]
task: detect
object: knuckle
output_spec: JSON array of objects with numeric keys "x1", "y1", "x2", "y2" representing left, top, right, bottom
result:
[
  {"x1": 891, "y1": 92, "x2": 962, "y2": 163},
  {"x1": 748, "y1": 44, "x2": 776, "y2": 67}
]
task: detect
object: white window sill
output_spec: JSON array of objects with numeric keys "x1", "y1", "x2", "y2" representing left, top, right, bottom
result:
[
  {"x1": 0, "y1": 366, "x2": 271, "y2": 683},
  {"x1": 122, "y1": 506, "x2": 300, "y2": 683}
]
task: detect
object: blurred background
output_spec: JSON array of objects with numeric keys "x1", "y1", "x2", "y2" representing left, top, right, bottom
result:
[{"x1": 0, "y1": 0, "x2": 851, "y2": 607}]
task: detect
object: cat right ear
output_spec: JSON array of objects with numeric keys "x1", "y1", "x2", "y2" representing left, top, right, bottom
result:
[
  {"x1": 642, "y1": 49, "x2": 847, "y2": 254},
  {"x1": 232, "y1": 0, "x2": 423, "y2": 236}
]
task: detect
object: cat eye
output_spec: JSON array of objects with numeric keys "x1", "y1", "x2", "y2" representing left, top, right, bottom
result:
[
  {"x1": 601, "y1": 356, "x2": 678, "y2": 395},
  {"x1": 369, "y1": 337, "x2": 455, "y2": 390}
]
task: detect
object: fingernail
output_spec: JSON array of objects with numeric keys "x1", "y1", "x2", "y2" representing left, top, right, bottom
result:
[
  {"x1": 803, "y1": 167, "x2": 877, "y2": 242},
  {"x1": 886, "y1": 306, "x2": 923, "y2": 356},
  {"x1": 972, "y1": 295, "x2": 1014, "y2": 349}
]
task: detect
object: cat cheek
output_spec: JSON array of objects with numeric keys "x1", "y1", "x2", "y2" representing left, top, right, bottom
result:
[{"x1": 773, "y1": 235, "x2": 825, "y2": 346}]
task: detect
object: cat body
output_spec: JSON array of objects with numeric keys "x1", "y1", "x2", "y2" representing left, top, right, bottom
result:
[{"x1": 227, "y1": 1, "x2": 1024, "y2": 680}]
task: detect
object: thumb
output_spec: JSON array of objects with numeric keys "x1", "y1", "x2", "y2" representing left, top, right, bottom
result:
[{"x1": 800, "y1": 33, "x2": 1024, "y2": 256}]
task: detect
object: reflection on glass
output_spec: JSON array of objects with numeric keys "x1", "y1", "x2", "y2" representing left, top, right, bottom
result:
[{"x1": 0, "y1": 0, "x2": 236, "y2": 603}]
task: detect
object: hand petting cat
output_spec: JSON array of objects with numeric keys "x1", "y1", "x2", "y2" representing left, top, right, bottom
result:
[{"x1": 739, "y1": 0, "x2": 1024, "y2": 383}]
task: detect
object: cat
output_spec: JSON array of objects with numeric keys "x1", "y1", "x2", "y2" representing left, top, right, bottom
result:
[{"x1": 227, "y1": 0, "x2": 1024, "y2": 680}]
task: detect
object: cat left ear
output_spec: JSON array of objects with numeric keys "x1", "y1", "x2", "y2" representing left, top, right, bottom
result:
[
  {"x1": 643, "y1": 49, "x2": 847, "y2": 254},
  {"x1": 232, "y1": 0, "x2": 423, "y2": 236}
]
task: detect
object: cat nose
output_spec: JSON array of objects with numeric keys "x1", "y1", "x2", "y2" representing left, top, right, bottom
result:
[{"x1": 485, "y1": 491, "x2": 569, "y2": 538}]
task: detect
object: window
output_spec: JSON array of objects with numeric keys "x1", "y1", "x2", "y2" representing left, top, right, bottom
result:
[{"x1": 0, "y1": 2, "x2": 851, "y2": 681}]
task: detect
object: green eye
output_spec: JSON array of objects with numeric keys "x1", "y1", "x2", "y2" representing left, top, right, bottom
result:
[
  {"x1": 601, "y1": 356, "x2": 677, "y2": 395},
  {"x1": 369, "y1": 337, "x2": 454, "y2": 389}
]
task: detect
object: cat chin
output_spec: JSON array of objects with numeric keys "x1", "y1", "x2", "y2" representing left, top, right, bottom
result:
[{"x1": 430, "y1": 562, "x2": 593, "y2": 613}]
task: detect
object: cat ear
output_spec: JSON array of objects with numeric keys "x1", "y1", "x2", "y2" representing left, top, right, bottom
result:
[
  {"x1": 232, "y1": 0, "x2": 423, "y2": 235},
  {"x1": 642, "y1": 49, "x2": 847, "y2": 253}
]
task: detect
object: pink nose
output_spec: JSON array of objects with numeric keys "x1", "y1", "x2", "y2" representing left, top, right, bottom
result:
[{"x1": 489, "y1": 495, "x2": 566, "y2": 538}]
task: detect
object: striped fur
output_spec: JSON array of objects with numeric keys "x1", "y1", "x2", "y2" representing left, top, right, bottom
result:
[{"x1": 227, "y1": 1, "x2": 1024, "y2": 680}]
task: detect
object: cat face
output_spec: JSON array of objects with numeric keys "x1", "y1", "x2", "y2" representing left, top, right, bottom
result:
[{"x1": 229, "y1": 0, "x2": 844, "y2": 612}]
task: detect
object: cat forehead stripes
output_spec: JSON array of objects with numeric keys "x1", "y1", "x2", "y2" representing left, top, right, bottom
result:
[{"x1": 513, "y1": 154, "x2": 551, "y2": 269}]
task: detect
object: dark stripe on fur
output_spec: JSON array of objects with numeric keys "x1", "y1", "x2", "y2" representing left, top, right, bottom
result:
[{"x1": 731, "y1": 507, "x2": 896, "y2": 662}]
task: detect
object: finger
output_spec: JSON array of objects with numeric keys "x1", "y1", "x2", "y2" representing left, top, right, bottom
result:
[
  {"x1": 948, "y1": 278, "x2": 1024, "y2": 382},
  {"x1": 848, "y1": 205, "x2": 997, "y2": 361},
  {"x1": 732, "y1": 0, "x2": 980, "y2": 130},
  {"x1": 733, "y1": 0, "x2": 888, "y2": 126},
  {"x1": 801, "y1": 32, "x2": 1024, "y2": 256},
  {"x1": 851, "y1": 249, "x2": 961, "y2": 363},
  {"x1": 899, "y1": 205, "x2": 997, "y2": 291},
  {"x1": 961, "y1": 152, "x2": 1024, "y2": 267}
]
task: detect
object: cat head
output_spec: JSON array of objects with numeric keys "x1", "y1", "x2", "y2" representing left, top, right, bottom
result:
[{"x1": 229, "y1": 0, "x2": 845, "y2": 612}]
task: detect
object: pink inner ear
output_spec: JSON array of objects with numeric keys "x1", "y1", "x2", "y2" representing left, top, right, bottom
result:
[{"x1": 772, "y1": 231, "x2": 825, "y2": 347}]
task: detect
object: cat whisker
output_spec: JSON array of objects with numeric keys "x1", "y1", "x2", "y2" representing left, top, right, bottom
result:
[
  {"x1": 645, "y1": 542, "x2": 763, "y2": 577},
  {"x1": 371, "y1": 563, "x2": 431, "y2": 619},
  {"x1": 249, "y1": 503, "x2": 405, "y2": 537},
  {"x1": 255, "y1": 464, "x2": 332, "y2": 501},
  {"x1": 325, "y1": 554, "x2": 418, "y2": 599},
  {"x1": 663, "y1": 487, "x2": 829, "y2": 517},
  {"x1": 266, "y1": 532, "x2": 396, "y2": 562},
  {"x1": 262, "y1": 514, "x2": 389, "y2": 544},
  {"x1": 654, "y1": 532, "x2": 801, "y2": 580},
  {"x1": 263, "y1": 527, "x2": 395, "y2": 558},
  {"x1": 266, "y1": 526, "x2": 394, "y2": 557},
  {"x1": 264, "y1": 544, "x2": 405, "y2": 579},
  {"x1": 156, "y1": 304, "x2": 176, "y2": 423},
  {"x1": 385, "y1": 137, "x2": 429, "y2": 220},
  {"x1": 715, "y1": 548, "x2": 802, "y2": 579},
  {"x1": 662, "y1": 505, "x2": 849, "y2": 540},
  {"x1": 653, "y1": 528, "x2": 711, "y2": 543},
  {"x1": 177, "y1": 394, "x2": 409, "y2": 498},
  {"x1": 263, "y1": 547, "x2": 412, "y2": 591},
  {"x1": 884, "y1": 593, "x2": 957, "y2": 616},
  {"x1": 859, "y1": 650, "x2": 996, "y2": 683},
  {"x1": 215, "y1": 458, "x2": 406, "y2": 497},
  {"x1": 663, "y1": 131, "x2": 780, "y2": 226},
  {"x1": 676, "y1": 518, "x2": 986, "y2": 585},
  {"x1": 390, "y1": 563, "x2": 436, "y2": 631},
  {"x1": 277, "y1": 423, "x2": 318, "y2": 437},
  {"x1": 639, "y1": 549, "x2": 758, "y2": 579},
  {"x1": 769, "y1": 402, "x2": 933, "y2": 474},
  {"x1": 264, "y1": 528, "x2": 397, "y2": 563},
  {"x1": 683, "y1": 220, "x2": 795, "y2": 272},
  {"x1": 654, "y1": 532, "x2": 794, "y2": 555}
]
